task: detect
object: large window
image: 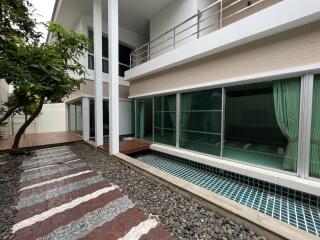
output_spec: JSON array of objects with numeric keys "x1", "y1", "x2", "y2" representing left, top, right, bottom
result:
[
  {"x1": 69, "y1": 102, "x2": 82, "y2": 135},
  {"x1": 180, "y1": 89, "x2": 222, "y2": 156},
  {"x1": 88, "y1": 29, "x2": 132, "y2": 77},
  {"x1": 154, "y1": 95, "x2": 176, "y2": 146},
  {"x1": 222, "y1": 79, "x2": 300, "y2": 172},
  {"x1": 310, "y1": 74, "x2": 320, "y2": 178},
  {"x1": 133, "y1": 77, "x2": 305, "y2": 173}
]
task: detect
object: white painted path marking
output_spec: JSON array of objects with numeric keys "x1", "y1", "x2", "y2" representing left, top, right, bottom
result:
[{"x1": 19, "y1": 170, "x2": 93, "y2": 191}]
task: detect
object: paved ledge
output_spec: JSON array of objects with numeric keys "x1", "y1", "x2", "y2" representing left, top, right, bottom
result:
[{"x1": 115, "y1": 152, "x2": 319, "y2": 240}]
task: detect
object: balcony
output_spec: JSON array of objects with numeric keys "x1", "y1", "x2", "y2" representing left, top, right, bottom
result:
[{"x1": 130, "y1": 0, "x2": 282, "y2": 68}]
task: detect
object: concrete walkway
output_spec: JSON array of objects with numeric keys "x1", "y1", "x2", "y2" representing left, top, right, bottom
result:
[{"x1": 12, "y1": 145, "x2": 172, "y2": 240}]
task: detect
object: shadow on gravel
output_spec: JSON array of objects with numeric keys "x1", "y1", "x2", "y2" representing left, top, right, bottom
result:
[
  {"x1": 0, "y1": 153, "x2": 24, "y2": 240},
  {"x1": 70, "y1": 142, "x2": 267, "y2": 240}
]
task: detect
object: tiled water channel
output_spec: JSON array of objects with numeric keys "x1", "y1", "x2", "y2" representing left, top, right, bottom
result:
[{"x1": 132, "y1": 150, "x2": 320, "y2": 237}]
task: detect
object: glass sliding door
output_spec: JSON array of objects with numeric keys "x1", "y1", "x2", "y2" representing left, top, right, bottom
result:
[
  {"x1": 310, "y1": 74, "x2": 320, "y2": 178},
  {"x1": 75, "y1": 103, "x2": 82, "y2": 135},
  {"x1": 69, "y1": 104, "x2": 76, "y2": 132},
  {"x1": 223, "y1": 78, "x2": 300, "y2": 172},
  {"x1": 103, "y1": 101, "x2": 109, "y2": 136},
  {"x1": 69, "y1": 101, "x2": 82, "y2": 135},
  {"x1": 154, "y1": 95, "x2": 176, "y2": 146},
  {"x1": 180, "y1": 89, "x2": 222, "y2": 156},
  {"x1": 90, "y1": 100, "x2": 95, "y2": 137},
  {"x1": 131, "y1": 101, "x2": 135, "y2": 137},
  {"x1": 136, "y1": 98, "x2": 153, "y2": 141},
  {"x1": 89, "y1": 99, "x2": 109, "y2": 138}
]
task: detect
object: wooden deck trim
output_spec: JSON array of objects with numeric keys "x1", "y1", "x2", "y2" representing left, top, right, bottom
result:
[
  {"x1": 100, "y1": 139, "x2": 151, "y2": 155},
  {"x1": 0, "y1": 132, "x2": 83, "y2": 152}
]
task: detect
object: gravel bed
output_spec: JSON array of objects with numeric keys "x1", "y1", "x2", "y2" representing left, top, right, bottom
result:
[
  {"x1": 70, "y1": 143, "x2": 267, "y2": 240},
  {"x1": 0, "y1": 153, "x2": 24, "y2": 240}
]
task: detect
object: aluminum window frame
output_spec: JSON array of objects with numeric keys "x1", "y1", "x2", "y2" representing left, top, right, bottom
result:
[
  {"x1": 178, "y1": 87, "x2": 223, "y2": 157},
  {"x1": 152, "y1": 94, "x2": 177, "y2": 146},
  {"x1": 297, "y1": 74, "x2": 314, "y2": 178},
  {"x1": 132, "y1": 73, "x2": 320, "y2": 181},
  {"x1": 87, "y1": 28, "x2": 132, "y2": 75},
  {"x1": 304, "y1": 73, "x2": 320, "y2": 181}
]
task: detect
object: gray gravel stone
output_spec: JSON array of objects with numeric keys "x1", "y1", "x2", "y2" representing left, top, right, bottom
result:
[
  {"x1": 70, "y1": 143, "x2": 268, "y2": 240},
  {"x1": 0, "y1": 153, "x2": 24, "y2": 240}
]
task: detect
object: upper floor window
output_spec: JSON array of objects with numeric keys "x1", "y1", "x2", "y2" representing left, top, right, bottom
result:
[{"x1": 87, "y1": 29, "x2": 132, "y2": 77}]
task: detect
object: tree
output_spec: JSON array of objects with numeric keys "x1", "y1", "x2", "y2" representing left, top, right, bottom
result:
[
  {"x1": 0, "y1": 0, "x2": 40, "y2": 126},
  {"x1": 0, "y1": 0, "x2": 39, "y2": 43},
  {"x1": 9, "y1": 23, "x2": 89, "y2": 150}
]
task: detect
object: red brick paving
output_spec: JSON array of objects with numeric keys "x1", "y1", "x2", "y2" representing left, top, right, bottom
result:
[
  {"x1": 81, "y1": 207, "x2": 148, "y2": 240},
  {"x1": 14, "y1": 189, "x2": 123, "y2": 240},
  {"x1": 13, "y1": 146, "x2": 173, "y2": 240}
]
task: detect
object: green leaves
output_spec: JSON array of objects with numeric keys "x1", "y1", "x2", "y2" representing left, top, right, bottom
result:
[{"x1": 0, "y1": 1, "x2": 89, "y2": 144}]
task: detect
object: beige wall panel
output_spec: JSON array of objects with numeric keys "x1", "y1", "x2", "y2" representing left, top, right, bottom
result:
[
  {"x1": 130, "y1": 21, "x2": 320, "y2": 97},
  {"x1": 65, "y1": 80, "x2": 129, "y2": 102}
]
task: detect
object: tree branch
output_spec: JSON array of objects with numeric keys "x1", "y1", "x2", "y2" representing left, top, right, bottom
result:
[{"x1": 0, "y1": 105, "x2": 18, "y2": 125}]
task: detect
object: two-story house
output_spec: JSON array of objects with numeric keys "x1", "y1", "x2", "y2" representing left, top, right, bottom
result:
[{"x1": 52, "y1": 0, "x2": 320, "y2": 238}]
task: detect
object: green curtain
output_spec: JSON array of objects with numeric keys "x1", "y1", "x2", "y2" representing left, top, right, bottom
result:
[
  {"x1": 273, "y1": 78, "x2": 300, "y2": 172},
  {"x1": 180, "y1": 94, "x2": 193, "y2": 145},
  {"x1": 310, "y1": 77, "x2": 320, "y2": 177}
]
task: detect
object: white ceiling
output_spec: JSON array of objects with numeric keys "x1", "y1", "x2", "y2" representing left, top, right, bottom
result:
[{"x1": 56, "y1": 0, "x2": 175, "y2": 36}]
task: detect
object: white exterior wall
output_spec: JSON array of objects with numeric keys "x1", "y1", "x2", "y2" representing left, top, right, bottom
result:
[
  {"x1": 149, "y1": 0, "x2": 197, "y2": 58},
  {"x1": 38, "y1": 103, "x2": 66, "y2": 132},
  {"x1": 0, "y1": 80, "x2": 9, "y2": 137},
  {"x1": 126, "y1": 0, "x2": 320, "y2": 82},
  {"x1": 197, "y1": 0, "x2": 221, "y2": 37},
  {"x1": 9, "y1": 103, "x2": 66, "y2": 135},
  {"x1": 70, "y1": 15, "x2": 147, "y2": 85},
  {"x1": 119, "y1": 100, "x2": 132, "y2": 135},
  {"x1": 149, "y1": 0, "x2": 197, "y2": 40},
  {"x1": 0, "y1": 80, "x2": 8, "y2": 105}
]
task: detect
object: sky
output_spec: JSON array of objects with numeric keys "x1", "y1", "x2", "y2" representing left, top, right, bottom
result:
[
  {"x1": 8, "y1": 0, "x2": 55, "y2": 93},
  {"x1": 29, "y1": 0, "x2": 56, "y2": 41}
]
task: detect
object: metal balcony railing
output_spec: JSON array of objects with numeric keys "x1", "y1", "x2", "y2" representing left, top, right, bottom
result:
[{"x1": 130, "y1": 0, "x2": 272, "y2": 68}]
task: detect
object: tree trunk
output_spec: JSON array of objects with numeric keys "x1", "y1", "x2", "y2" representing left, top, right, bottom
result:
[
  {"x1": 11, "y1": 100, "x2": 44, "y2": 151},
  {"x1": 0, "y1": 105, "x2": 17, "y2": 125}
]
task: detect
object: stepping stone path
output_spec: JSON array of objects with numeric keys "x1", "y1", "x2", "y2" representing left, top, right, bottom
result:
[{"x1": 12, "y1": 145, "x2": 172, "y2": 240}]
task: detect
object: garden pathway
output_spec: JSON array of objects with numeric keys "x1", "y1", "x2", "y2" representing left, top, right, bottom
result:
[{"x1": 12, "y1": 145, "x2": 172, "y2": 240}]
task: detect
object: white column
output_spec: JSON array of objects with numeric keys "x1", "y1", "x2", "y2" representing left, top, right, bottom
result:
[
  {"x1": 93, "y1": 0, "x2": 103, "y2": 147},
  {"x1": 108, "y1": 0, "x2": 119, "y2": 154},
  {"x1": 82, "y1": 97, "x2": 90, "y2": 141}
]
